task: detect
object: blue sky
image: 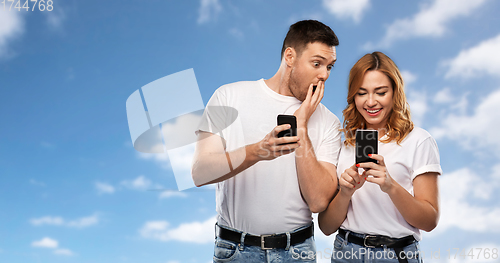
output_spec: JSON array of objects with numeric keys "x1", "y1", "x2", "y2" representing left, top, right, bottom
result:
[{"x1": 1, "y1": 0, "x2": 500, "y2": 262}]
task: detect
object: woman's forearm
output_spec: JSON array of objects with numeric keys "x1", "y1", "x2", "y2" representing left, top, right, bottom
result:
[
  {"x1": 387, "y1": 178, "x2": 439, "y2": 232},
  {"x1": 318, "y1": 189, "x2": 351, "y2": 236}
]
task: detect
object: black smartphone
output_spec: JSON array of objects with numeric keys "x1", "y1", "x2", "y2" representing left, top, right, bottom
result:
[
  {"x1": 355, "y1": 130, "x2": 378, "y2": 164},
  {"x1": 277, "y1": 115, "x2": 297, "y2": 143},
  {"x1": 313, "y1": 85, "x2": 317, "y2": 93}
]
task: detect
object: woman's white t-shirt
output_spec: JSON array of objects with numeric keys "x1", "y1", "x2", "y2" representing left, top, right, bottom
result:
[{"x1": 337, "y1": 127, "x2": 442, "y2": 241}]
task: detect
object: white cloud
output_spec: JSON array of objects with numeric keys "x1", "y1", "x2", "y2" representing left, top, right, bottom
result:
[
  {"x1": 122, "y1": 175, "x2": 150, "y2": 190},
  {"x1": 139, "y1": 216, "x2": 216, "y2": 244},
  {"x1": 428, "y1": 167, "x2": 500, "y2": 236},
  {"x1": 443, "y1": 34, "x2": 500, "y2": 79},
  {"x1": 197, "y1": 0, "x2": 222, "y2": 24},
  {"x1": 168, "y1": 143, "x2": 197, "y2": 190},
  {"x1": 430, "y1": 88, "x2": 500, "y2": 152},
  {"x1": 95, "y1": 181, "x2": 115, "y2": 194},
  {"x1": 322, "y1": 0, "x2": 370, "y2": 23},
  {"x1": 40, "y1": 141, "x2": 56, "y2": 149},
  {"x1": 32, "y1": 237, "x2": 58, "y2": 248},
  {"x1": 120, "y1": 175, "x2": 178, "y2": 195},
  {"x1": 121, "y1": 175, "x2": 161, "y2": 191},
  {"x1": 137, "y1": 113, "x2": 204, "y2": 171},
  {"x1": 31, "y1": 237, "x2": 74, "y2": 256},
  {"x1": 30, "y1": 214, "x2": 99, "y2": 228},
  {"x1": 407, "y1": 91, "x2": 428, "y2": 127},
  {"x1": 370, "y1": 0, "x2": 488, "y2": 48},
  {"x1": 401, "y1": 70, "x2": 418, "y2": 86},
  {"x1": 162, "y1": 113, "x2": 203, "y2": 151},
  {"x1": 138, "y1": 151, "x2": 170, "y2": 170},
  {"x1": 66, "y1": 214, "x2": 99, "y2": 228},
  {"x1": 401, "y1": 70, "x2": 427, "y2": 127},
  {"x1": 137, "y1": 113, "x2": 203, "y2": 190},
  {"x1": 433, "y1": 87, "x2": 454, "y2": 104},
  {"x1": 228, "y1": 28, "x2": 244, "y2": 40},
  {"x1": 29, "y1": 179, "x2": 46, "y2": 187},
  {"x1": 30, "y1": 216, "x2": 65, "y2": 226},
  {"x1": 53, "y1": 248, "x2": 73, "y2": 256},
  {"x1": 0, "y1": 9, "x2": 25, "y2": 58},
  {"x1": 45, "y1": 7, "x2": 66, "y2": 31},
  {"x1": 159, "y1": 191, "x2": 187, "y2": 199},
  {"x1": 432, "y1": 87, "x2": 469, "y2": 115}
]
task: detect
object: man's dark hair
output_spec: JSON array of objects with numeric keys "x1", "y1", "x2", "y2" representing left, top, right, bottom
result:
[{"x1": 281, "y1": 20, "x2": 339, "y2": 60}]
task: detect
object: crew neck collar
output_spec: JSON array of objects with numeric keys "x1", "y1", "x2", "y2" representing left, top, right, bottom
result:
[{"x1": 258, "y1": 79, "x2": 301, "y2": 104}]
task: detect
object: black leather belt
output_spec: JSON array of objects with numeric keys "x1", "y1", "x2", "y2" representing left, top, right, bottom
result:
[
  {"x1": 217, "y1": 223, "x2": 313, "y2": 250},
  {"x1": 338, "y1": 229, "x2": 415, "y2": 248},
  {"x1": 338, "y1": 229, "x2": 416, "y2": 263}
]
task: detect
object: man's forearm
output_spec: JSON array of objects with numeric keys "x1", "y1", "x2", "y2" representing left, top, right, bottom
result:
[
  {"x1": 193, "y1": 125, "x2": 301, "y2": 187},
  {"x1": 192, "y1": 143, "x2": 259, "y2": 187},
  {"x1": 295, "y1": 128, "x2": 337, "y2": 213}
]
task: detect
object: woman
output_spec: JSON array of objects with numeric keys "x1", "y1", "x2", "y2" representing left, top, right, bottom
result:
[{"x1": 318, "y1": 51, "x2": 441, "y2": 263}]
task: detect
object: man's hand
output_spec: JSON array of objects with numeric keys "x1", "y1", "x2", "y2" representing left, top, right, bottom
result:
[
  {"x1": 252, "y1": 124, "x2": 301, "y2": 161},
  {"x1": 294, "y1": 81, "x2": 324, "y2": 128}
]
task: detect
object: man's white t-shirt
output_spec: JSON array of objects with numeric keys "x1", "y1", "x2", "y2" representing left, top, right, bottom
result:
[
  {"x1": 337, "y1": 127, "x2": 442, "y2": 241},
  {"x1": 197, "y1": 79, "x2": 341, "y2": 235}
]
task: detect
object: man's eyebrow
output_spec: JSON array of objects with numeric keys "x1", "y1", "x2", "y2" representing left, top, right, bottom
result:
[
  {"x1": 312, "y1": 55, "x2": 337, "y2": 63},
  {"x1": 312, "y1": 55, "x2": 327, "y2": 60}
]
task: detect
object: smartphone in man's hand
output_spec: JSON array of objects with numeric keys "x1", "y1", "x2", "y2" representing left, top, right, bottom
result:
[
  {"x1": 277, "y1": 115, "x2": 297, "y2": 144},
  {"x1": 355, "y1": 130, "x2": 378, "y2": 164}
]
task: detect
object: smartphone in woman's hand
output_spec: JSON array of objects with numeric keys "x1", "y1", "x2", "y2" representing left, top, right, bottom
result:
[{"x1": 355, "y1": 130, "x2": 378, "y2": 164}]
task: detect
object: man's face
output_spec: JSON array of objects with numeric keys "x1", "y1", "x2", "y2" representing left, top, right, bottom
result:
[{"x1": 288, "y1": 42, "x2": 336, "y2": 101}]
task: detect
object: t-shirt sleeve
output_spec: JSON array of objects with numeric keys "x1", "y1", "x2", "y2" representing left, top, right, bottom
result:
[
  {"x1": 411, "y1": 136, "x2": 442, "y2": 180},
  {"x1": 196, "y1": 88, "x2": 229, "y2": 137},
  {"x1": 316, "y1": 113, "x2": 342, "y2": 166}
]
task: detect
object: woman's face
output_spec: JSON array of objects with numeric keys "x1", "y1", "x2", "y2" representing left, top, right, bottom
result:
[{"x1": 354, "y1": 70, "x2": 394, "y2": 131}]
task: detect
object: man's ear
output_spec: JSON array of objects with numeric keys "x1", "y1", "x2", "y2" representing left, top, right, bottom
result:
[{"x1": 284, "y1": 47, "x2": 296, "y2": 67}]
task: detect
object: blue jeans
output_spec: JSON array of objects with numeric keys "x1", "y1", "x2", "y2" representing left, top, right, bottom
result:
[
  {"x1": 213, "y1": 224, "x2": 317, "y2": 263},
  {"x1": 331, "y1": 231, "x2": 423, "y2": 263}
]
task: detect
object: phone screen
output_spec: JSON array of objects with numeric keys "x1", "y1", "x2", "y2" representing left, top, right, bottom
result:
[
  {"x1": 277, "y1": 115, "x2": 297, "y2": 140},
  {"x1": 355, "y1": 130, "x2": 378, "y2": 164}
]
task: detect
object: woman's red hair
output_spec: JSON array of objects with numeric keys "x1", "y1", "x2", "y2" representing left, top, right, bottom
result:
[{"x1": 342, "y1": 52, "x2": 414, "y2": 146}]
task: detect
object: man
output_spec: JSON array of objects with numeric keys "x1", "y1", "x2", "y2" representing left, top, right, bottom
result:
[{"x1": 192, "y1": 20, "x2": 341, "y2": 262}]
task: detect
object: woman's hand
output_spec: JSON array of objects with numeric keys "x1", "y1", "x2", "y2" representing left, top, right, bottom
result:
[
  {"x1": 339, "y1": 163, "x2": 366, "y2": 197},
  {"x1": 294, "y1": 81, "x2": 324, "y2": 128},
  {"x1": 357, "y1": 154, "x2": 395, "y2": 193}
]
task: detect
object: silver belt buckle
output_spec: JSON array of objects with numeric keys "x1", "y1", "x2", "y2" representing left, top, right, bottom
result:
[
  {"x1": 363, "y1": 235, "x2": 377, "y2": 248},
  {"x1": 260, "y1": 234, "x2": 272, "y2": 250}
]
